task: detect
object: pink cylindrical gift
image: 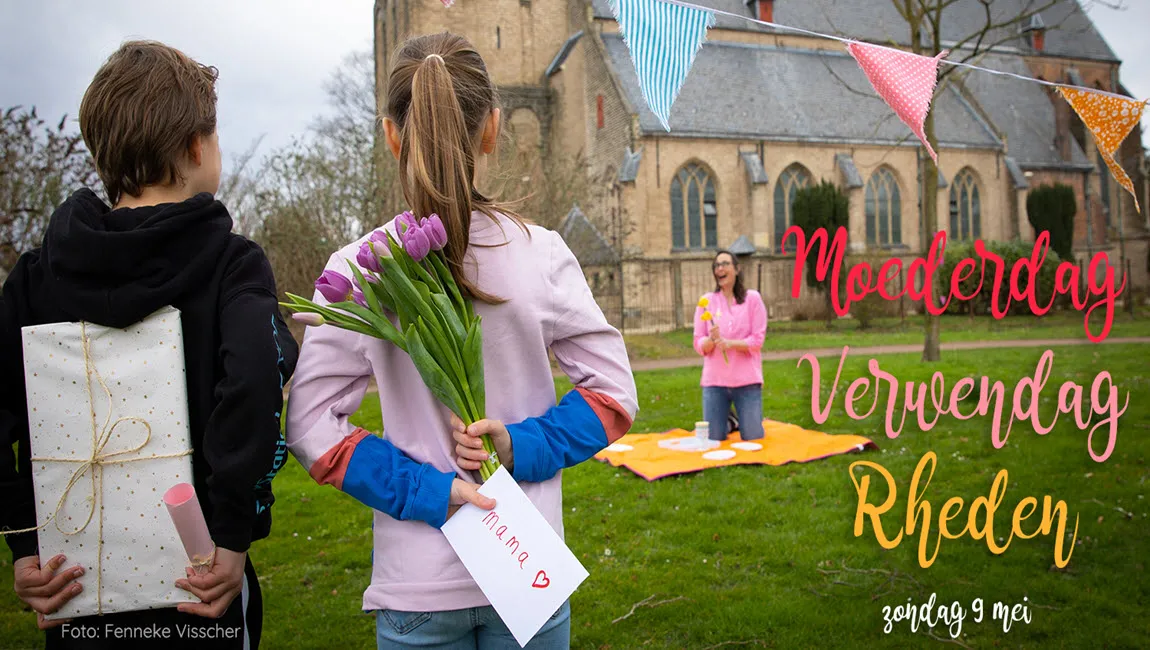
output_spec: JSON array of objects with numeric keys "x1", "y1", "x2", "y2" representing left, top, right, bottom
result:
[{"x1": 163, "y1": 483, "x2": 215, "y2": 574}]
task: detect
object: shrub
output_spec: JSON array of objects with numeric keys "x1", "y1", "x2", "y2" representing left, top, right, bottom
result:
[
  {"x1": 847, "y1": 253, "x2": 897, "y2": 329},
  {"x1": 852, "y1": 292, "x2": 888, "y2": 329},
  {"x1": 792, "y1": 180, "x2": 850, "y2": 327},
  {"x1": 1026, "y1": 183, "x2": 1076, "y2": 261},
  {"x1": 939, "y1": 239, "x2": 1065, "y2": 316}
]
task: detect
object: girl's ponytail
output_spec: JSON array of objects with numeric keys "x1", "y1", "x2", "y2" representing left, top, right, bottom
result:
[{"x1": 388, "y1": 33, "x2": 521, "y2": 305}]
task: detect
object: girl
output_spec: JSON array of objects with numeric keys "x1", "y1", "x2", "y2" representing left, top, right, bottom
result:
[
  {"x1": 285, "y1": 33, "x2": 638, "y2": 650},
  {"x1": 693, "y1": 251, "x2": 767, "y2": 442}
]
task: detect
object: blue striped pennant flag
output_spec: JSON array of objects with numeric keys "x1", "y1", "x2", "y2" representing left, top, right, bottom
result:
[{"x1": 609, "y1": 0, "x2": 715, "y2": 131}]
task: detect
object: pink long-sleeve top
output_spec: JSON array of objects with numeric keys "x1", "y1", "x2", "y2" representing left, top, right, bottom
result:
[
  {"x1": 693, "y1": 290, "x2": 768, "y2": 387},
  {"x1": 285, "y1": 212, "x2": 638, "y2": 614}
]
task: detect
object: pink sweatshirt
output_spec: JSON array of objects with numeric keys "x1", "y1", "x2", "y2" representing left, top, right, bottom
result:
[
  {"x1": 286, "y1": 212, "x2": 638, "y2": 613},
  {"x1": 693, "y1": 290, "x2": 768, "y2": 387}
]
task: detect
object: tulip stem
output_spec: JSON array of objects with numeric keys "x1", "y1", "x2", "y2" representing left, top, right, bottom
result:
[{"x1": 478, "y1": 434, "x2": 499, "y2": 481}]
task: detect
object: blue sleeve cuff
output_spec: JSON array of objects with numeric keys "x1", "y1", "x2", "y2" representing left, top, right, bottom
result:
[
  {"x1": 507, "y1": 390, "x2": 608, "y2": 483},
  {"x1": 406, "y1": 465, "x2": 454, "y2": 529},
  {"x1": 341, "y1": 435, "x2": 454, "y2": 528},
  {"x1": 507, "y1": 417, "x2": 549, "y2": 483}
]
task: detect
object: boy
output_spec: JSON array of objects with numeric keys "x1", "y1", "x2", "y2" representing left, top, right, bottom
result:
[{"x1": 0, "y1": 41, "x2": 297, "y2": 648}]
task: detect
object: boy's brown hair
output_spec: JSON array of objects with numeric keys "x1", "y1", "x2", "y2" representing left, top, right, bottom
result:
[{"x1": 79, "y1": 40, "x2": 218, "y2": 204}]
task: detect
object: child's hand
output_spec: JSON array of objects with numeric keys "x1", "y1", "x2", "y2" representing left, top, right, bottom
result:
[
  {"x1": 450, "y1": 415, "x2": 514, "y2": 473},
  {"x1": 447, "y1": 479, "x2": 496, "y2": 520},
  {"x1": 176, "y1": 548, "x2": 246, "y2": 619},
  {"x1": 13, "y1": 554, "x2": 83, "y2": 628}
]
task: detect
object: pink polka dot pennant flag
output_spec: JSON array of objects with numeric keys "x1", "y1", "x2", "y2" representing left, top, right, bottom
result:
[
  {"x1": 1059, "y1": 88, "x2": 1148, "y2": 213},
  {"x1": 848, "y1": 41, "x2": 948, "y2": 164}
]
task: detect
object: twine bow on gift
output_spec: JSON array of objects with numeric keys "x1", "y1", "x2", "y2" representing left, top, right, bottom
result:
[{"x1": 0, "y1": 322, "x2": 193, "y2": 615}]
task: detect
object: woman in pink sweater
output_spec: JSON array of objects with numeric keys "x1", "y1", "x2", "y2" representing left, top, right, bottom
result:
[
  {"x1": 693, "y1": 251, "x2": 768, "y2": 441},
  {"x1": 285, "y1": 33, "x2": 638, "y2": 649}
]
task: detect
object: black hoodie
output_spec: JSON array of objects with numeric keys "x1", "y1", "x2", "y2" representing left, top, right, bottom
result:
[{"x1": 0, "y1": 189, "x2": 298, "y2": 559}]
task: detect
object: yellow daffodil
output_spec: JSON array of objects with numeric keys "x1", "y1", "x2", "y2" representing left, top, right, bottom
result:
[
  {"x1": 701, "y1": 312, "x2": 712, "y2": 322},
  {"x1": 697, "y1": 297, "x2": 709, "y2": 308}
]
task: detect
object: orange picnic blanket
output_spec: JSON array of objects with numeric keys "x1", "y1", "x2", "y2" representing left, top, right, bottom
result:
[{"x1": 594, "y1": 419, "x2": 876, "y2": 481}]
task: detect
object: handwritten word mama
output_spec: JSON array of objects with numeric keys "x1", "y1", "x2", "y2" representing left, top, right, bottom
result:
[
  {"x1": 850, "y1": 452, "x2": 1078, "y2": 568},
  {"x1": 482, "y1": 511, "x2": 530, "y2": 569},
  {"x1": 801, "y1": 347, "x2": 1127, "y2": 461},
  {"x1": 784, "y1": 227, "x2": 1126, "y2": 342}
]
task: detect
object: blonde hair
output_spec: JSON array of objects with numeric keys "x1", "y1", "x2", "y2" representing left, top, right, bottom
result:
[{"x1": 386, "y1": 32, "x2": 525, "y2": 304}]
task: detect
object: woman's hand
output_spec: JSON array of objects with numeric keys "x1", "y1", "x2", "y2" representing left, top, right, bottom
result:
[
  {"x1": 451, "y1": 414, "x2": 514, "y2": 473},
  {"x1": 709, "y1": 324, "x2": 721, "y2": 342},
  {"x1": 13, "y1": 555, "x2": 83, "y2": 629}
]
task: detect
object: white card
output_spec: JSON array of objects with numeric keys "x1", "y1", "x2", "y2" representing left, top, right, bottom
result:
[{"x1": 441, "y1": 466, "x2": 589, "y2": 647}]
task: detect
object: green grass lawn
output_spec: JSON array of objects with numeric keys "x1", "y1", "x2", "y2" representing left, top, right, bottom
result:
[
  {"x1": 2, "y1": 344, "x2": 1148, "y2": 648},
  {"x1": 623, "y1": 309, "x2": 1150, "y2": 360}
]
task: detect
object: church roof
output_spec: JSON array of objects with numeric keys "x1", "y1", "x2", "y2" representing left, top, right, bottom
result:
[
  {"x1": 835, "y1": 154, "x2": 864, "y2": 189},
  {"x1": 601, "y1": 34, "x2": 1002, "y2": 149},
  {"x1": 957, "y1": 53, "x2": 1091, "y2": 169},
  {"x1": 728, "y1": 235, "x2": 756, "y2": 255},
  {"x1": 558, "y1": 205, "x2": 619, "y2": 267},
  {"x1": 739, "y1": 151, "x2": 769, "y2": 184},
  {"x1": 591, "y1": 0, "x2": 1117, "y2": 62},
  {"x1": 619, "y1": 147, "x2": 643, "y2": 182},
  {"x1": 546, "y1": 30, "x2": 583, "y2": 77},
  {"x1": 1004, "y1": 157, "x2": 1030, "y2": 189}
]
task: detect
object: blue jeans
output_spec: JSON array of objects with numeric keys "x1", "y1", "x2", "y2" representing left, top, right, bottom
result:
[
  {"x1": 702, "y1": 384, "x2": 764, "y2": 441},
  {"x1": 376, "y1": 600, "x2": 570, "y2": 649}
]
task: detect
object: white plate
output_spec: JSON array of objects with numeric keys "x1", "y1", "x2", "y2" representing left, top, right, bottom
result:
[{"x1": 657, "y1": 437, "x2": 721, "y2": 452}]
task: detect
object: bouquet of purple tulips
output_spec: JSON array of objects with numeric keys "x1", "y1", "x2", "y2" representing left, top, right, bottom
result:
[{"x1": 283, "y1": 212, "x2": 500, "y2": 480}]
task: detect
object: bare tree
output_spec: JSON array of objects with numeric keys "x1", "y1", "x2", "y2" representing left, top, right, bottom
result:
[
  {"x1": 0, "y1": 106, "x2": 98, "y2": 276},
  {"x1": 222, "y1": 51, "x2": 396, "y2": 302},
  {"x1": 233, "y1": 48, "x2": 621, "y2": 305},
  {"x1": 889, "y1": 0, "x2": 1123, "y2": 361},
  {"x1": 491, "y1": 142, "x2": 597, "y2": 230},
  {"x1": 217, "y1": 134, "x2": 264, "y2": 238}
]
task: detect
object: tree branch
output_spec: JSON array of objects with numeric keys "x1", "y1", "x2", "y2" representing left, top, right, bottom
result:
[
  {"x1": 611, "y1": 595, "x2": 688, "y2": 624},
  {"x1": 938, "y1": 0, "x2": 1062, "y2": 82}
]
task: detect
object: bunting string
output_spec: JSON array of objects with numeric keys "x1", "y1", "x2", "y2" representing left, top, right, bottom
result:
[
  {"x1": 440, "y1": 0, "x2": 1148, "y2": 212},
  {"x1": 654, "y1": 0, "x2": 1143, "y2": 102}
]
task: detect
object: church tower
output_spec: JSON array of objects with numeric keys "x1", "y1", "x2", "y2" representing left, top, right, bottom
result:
[{"x1": 373, "y1": 0, "x2": 582, "y2": 166}]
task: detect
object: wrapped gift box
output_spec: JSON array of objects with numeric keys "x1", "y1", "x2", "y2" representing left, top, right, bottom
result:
[{"x1": 22, "y1": 307, "x2": 198, "y2": 619}]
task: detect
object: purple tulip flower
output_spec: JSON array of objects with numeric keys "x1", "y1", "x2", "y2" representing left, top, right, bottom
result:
[
  {"x1": 397, "y1": 211, "x2": 418, "y2": 234},
  {"x1": 352, "y1": 289, "x2": 368, "y2": 308},
  {"x1": 357, "y1": 241, "x2": 384, "y2": 273},
  {"x1": 426, "y1": 214, "x2": 448, "y2": 251},
  {"x1": 315, "y1": 270, "x2": 353, "y2": 303},
  {"x1": 402, "y1": 224, "x2": 432, "y2": 261},
  {"x1": 371, "y1": 226, "x2": 392, "y2": 244}
]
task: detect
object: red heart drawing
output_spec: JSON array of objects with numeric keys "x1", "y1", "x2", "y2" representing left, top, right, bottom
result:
[{"x1": 532, "y1": 570, "x2": 550, "y2": 589}]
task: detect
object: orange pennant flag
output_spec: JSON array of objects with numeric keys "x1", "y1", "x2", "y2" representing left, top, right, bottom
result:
[{"x1": 1058, "y1": 88, "x2": 1147, "y2": 213}]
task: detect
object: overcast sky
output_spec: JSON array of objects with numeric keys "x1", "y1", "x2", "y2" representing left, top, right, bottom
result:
[{"x1": 1, "y1": 0, "x2": 1146, "y2": 172}]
